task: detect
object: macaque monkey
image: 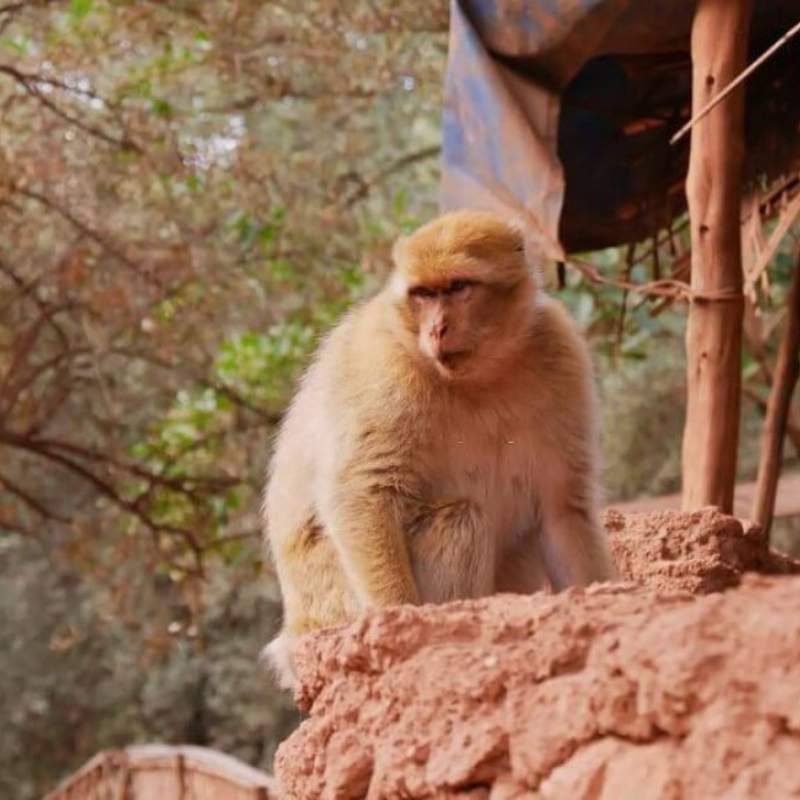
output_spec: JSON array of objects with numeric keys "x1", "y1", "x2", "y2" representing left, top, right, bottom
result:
[{"x1": 263, "y1": 210, "x2": 616, "y2": 687}]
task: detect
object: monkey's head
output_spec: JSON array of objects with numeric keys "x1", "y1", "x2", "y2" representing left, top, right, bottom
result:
[{"x1": 388, "y1": 210, "x2": 537, "y2": 382}]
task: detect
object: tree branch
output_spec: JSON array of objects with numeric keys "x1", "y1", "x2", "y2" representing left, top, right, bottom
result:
[
  {"x1": 341, "y1": 145, "x2": 441, "y2": 208},
  {"x1": 0, "y1": 431, "x2": 207, "y2": 566},
  {"x1": 16, "y1": 188, "x2": 160, "y2": 286},
  {"x1": 0, "y1": 64, "x2": 141, "y2": 152},
  {"x1": 0, "y1": 468, "x2": 71, "y2": 523}
]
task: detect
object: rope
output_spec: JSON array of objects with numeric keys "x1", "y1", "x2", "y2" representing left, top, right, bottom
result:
[{"x1": 566, "y1": 258, "x2": 744, "y2": 304}]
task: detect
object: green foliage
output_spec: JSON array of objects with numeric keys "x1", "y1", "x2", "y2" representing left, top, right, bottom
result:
[
  {"x1": 216, "y1": 325, "x2": 313, "y2": 403},
  {"x1": 68, "y1": 0, "x2": 94, "y2": 23}
]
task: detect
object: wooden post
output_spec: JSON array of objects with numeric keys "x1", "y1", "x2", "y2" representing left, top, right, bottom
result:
[
  {"x1": 752, "y1": 255, "x2": 800, "y2": 537},
  {"x1": 681, "y1": 0, "x2": 753, "y2": 512}
]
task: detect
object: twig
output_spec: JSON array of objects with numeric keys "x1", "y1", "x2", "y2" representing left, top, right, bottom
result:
[
  {"x1": 20, "y1": 434, "x2": 237, "y2": 494},
  {"x1": 743, "y1": 385, "x2": 800, "y2": 458},
  {"x1": 109, "y1": 345, "x2": 282, "y2": 425},
  {"x1": 671, "y1": 17, "x2": 800, "y2": 145},
  {"x1": 1, "y1": 431, "x2": 206, "y2": 557},
  {"x1": 0, "y1": 1, "x2": 23, "y2": 35},
  {"x1": 0, "y1": 257, "x2": 72, "y2": 349},
  {"x1": 0, "y1": 64, "x2": 140, "y2": 152},
  {"x1": 201, "y1": 529, "x2": 260, "y2": 552},
  {"x1": 0, "y1": 513, "x2": 44, "y2": 541},
  {"x1": 752, "y1": 250, "x2": 800, "y2": 536},
  {"x1": 568, "y1": 257, "x2": 693, "y2": 301},
  {"x1": 745, "y1": 190, "x2": 800, "y2": 294},
  {"x1": 0, "y1": 303, "x2": 72, "y2": 400},
  {"x1": 17, "y1": 188, "x2": 160, "y2": 286},
  {"x1": 0, "y1": 469, "x2": 71, "y2": 523},
  {"x1": 341, "y1": 145, "x2": 440, "y2": 208},
  {"x1": 614, "y1": 243, "x2": 635, "y2": 354}
]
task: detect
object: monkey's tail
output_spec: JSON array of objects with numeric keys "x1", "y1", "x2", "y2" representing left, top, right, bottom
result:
[{"x1": 261, "y1": 631, "x2": 298, "y2": 691}]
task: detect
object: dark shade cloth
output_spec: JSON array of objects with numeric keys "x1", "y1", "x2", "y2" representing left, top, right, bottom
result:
[{"x1": 441, "y1": 0, "x2": 800, "y2": 257}]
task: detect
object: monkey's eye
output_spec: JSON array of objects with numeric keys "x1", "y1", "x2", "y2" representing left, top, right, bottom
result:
[
  {"x1": 409, "y1": 285, "x2": 436, "y2": 300},
  {"x1": 446, "y1": 279, "x2": 477, "y2": 295}
]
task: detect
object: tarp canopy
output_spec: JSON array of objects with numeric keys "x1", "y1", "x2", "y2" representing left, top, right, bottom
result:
[{"x1": 441, "y1": 0, "x2": 800, "y2": 257}]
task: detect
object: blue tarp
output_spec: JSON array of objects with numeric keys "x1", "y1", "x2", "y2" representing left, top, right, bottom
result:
[{"x1": 441, "y1": 0, "x2": 800, "y2": 256}]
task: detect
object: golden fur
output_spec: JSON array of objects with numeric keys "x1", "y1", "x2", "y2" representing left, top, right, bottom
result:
[{"x1": 263, "y1": 210, "x2": 616, "y2": 688}]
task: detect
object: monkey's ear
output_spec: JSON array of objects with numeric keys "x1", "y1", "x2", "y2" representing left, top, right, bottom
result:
[
  {"x1": 391, "y1": 235, "x2": 409, "y2": 266},
  {"x1": 508, "y1": 218, "x2": 526, "y2": 254}
]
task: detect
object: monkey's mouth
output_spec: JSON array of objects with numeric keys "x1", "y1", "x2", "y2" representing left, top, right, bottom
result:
[{"x1": 435, "y1": 349, "x2": 471, "y2": 372}]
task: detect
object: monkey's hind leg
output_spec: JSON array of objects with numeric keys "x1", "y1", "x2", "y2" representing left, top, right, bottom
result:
[
  {"x1": 409, "y1": 500, "x2": 495, "y2": 603},
  {"x1": 265, "y1": 517, "x2": 360, "y2": 689},
  {"x1": 496, "y1": 534, "x2": 551, "y2": 594},
  {"x1": 540, "y1": 496, "x2": 618, "y2": 589}
]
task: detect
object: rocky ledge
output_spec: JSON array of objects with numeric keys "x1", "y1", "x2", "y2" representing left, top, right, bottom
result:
[{"x1": 274, "y1": 510, "x2": 800, "y2": 799}]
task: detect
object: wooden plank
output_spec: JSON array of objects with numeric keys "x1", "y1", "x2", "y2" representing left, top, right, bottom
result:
[{"x1": 610, "y1": 471, "x2": 800, "y2": 521}]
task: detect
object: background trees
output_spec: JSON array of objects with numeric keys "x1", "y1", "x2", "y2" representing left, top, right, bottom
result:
[{"x1": 0, "y1": 2, "x2": 797, "y2": 798}]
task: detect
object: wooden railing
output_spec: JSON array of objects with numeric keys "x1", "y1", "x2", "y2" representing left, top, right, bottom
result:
[
  {"x1": 609, "y1": 470, "x2": 800, "y2": 520},
  {"x1": 44, "y1": 744, "x2": 277, "y2": 800}
]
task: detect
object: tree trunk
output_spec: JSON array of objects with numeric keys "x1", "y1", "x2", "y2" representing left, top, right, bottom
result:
[
  {"x1": 752, "y1": 255, "x2": 800, "y2": 537},
  {"x1": 681, "y1": 0, "x2": 753, "y2": 512}
]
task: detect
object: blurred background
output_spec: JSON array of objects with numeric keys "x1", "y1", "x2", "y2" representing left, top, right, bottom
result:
[{"x1": 0, "y1": 2, "x2": 797, "y2": 798}]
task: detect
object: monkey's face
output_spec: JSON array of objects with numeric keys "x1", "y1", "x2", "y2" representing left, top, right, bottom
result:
[
  {"x1": 394, "y1": 275, "x2": 531, "y2": 382},
  {"x1": 405, "y1": 278, "x2": 486, "y2": 378},
  {"x1": 389, "y1": 210, "x2": 536, "y2": 382}
]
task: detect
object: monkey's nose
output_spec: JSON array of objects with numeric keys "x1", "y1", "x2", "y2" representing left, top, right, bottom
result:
[{"x1": 432, "y1": 322, "x2": 449, "y2": 343}]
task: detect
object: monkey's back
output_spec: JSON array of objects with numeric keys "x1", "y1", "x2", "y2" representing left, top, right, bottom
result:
[
  {"x1": 263, "y1": 296, "x2": 418, "y2": 551},
  {"x1": 263, "y1": 296, "x2": 426, "y2": 637}
]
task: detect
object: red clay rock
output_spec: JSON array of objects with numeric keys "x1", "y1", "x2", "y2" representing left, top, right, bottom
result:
[
  {"x1": 604, "y1": 506, "x2": 799, "y2": 593},
  {"x1": 274, "y1": 511, "x2": 800, "y2": 799}
]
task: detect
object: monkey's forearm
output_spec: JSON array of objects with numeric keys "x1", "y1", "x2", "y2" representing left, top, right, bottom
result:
[{"x1": 329, "y1": 493, "x2": 420, "y2": 608}]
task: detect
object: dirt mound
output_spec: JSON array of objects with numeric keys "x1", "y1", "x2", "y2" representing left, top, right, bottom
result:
[
  {"x1": 274, "y1": 511, "x2": 800, "y2": 799},
  {"x1": 605, "y1": 506, "x2": 799, "y2": 593}
]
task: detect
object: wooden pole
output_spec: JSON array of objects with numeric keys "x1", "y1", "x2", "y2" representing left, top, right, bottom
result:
[
  {"x1": 752, "y1": 256, "x2": 800, "y2": 537},
  {"x1": 681, "y1": 0, "x2": 753, "y2": 512}
]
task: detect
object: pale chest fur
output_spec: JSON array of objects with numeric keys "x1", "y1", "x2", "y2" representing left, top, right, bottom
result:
[{"x1": 420, "y1": 395, "x2": 546, "y2": 550}]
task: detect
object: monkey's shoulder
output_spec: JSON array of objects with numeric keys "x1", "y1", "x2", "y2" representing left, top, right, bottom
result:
[
  {"x1": 521, "y1": 297, "x2": 595, "y2": 379},
  {"x1": 299, "y1": 300, "x2": 421, "y2": 425},
  {"x1": 487, "y1": 297, "x2": 597, "y2": 427}
]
